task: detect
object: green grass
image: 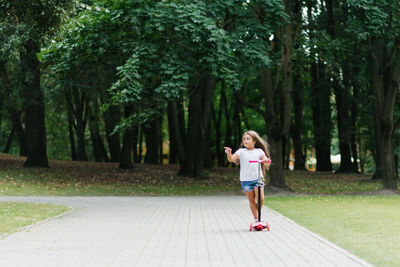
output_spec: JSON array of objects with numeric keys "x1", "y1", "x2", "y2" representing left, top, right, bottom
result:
[
  {"x1": 0, "y1": 154, "x2": 392, "y2": 196},
  {"x1": 266, "y1": 196, "x2": 400, "y2": 267},
  {"x1": 0, "y1": 154, "x2": 243, "y2": 196},
  {"x1": 0, "y1": 202, "x2": 71, "y2": 238},
  {"x1": 0, "y1": 170, "x2": 242, "y2": 196},
  {"x1": 284, "y1": 170, "x2": 386, "y2": 194}
]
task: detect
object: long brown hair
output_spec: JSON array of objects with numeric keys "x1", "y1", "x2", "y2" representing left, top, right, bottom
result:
[{"x1": 241, "y1": 130, "x2": 270, "y2": 158}]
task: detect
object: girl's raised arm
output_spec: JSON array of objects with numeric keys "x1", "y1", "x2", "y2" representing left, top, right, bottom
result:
[{"x1": 224, "y1": 147, "x2": 239, "y2": 163}]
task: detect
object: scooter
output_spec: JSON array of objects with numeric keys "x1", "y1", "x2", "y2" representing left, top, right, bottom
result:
[{"x1": 248, "y1": 159, "x2": 271, "y2": 232}]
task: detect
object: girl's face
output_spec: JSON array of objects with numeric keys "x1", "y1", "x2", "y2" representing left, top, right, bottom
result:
[{"x1": 242, "y1": 134, "x2": 256, "y2": 149}]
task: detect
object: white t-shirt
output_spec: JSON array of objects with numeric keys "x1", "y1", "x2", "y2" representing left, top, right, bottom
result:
[{"x1": 235, "y1": 148, "x2": 265, "y2": 181}]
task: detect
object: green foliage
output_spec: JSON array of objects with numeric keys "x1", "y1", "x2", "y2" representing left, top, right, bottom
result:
[
  {"x1": 109, "y1": 50, "x2": 142, "y2": 105},
  {"x1": 2, "y1": 0, "x2": 396, "y2": 173},
  {"x1": 346, "y1": 0, "x2": 400, "y2": 39},
  {"x1": 108, "y1": 0, "x2": 289, "y2": 105},
  {"x1": 0, "y1": 0, "x2": 76, "y2": 79},
  {"x1": 0, "y1": 0, "x2": 76, "y2": 118},
  {"x1": 146, "y1": 1, "x2": 241, "y2": 95},
  {"x1": 39, "y1": 0, "x2": 291, "y2": 143},
  {"x1": 0, "y1": 0, "x2": 76, "y2": 38},
  {"x1": 41, "y1": 1, "x2": 132, "y2": 94}
]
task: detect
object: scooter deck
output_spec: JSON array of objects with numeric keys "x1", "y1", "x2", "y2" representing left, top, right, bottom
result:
[{"x1": 249, "y1": 221, "x2": 270, "y2": 231}]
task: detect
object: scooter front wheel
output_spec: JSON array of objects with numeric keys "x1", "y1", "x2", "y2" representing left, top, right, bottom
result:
[{"x1": 249, "y1": 222, "x2": 253, "y2": 231}]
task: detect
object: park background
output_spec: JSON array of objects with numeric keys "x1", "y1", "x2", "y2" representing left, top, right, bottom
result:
[
  {"x1": 0, "y1": 1, "x2": 400, "y2": 266},
  {"x1": 0, "y1": 0, "x2": 399, "y2": 190}
]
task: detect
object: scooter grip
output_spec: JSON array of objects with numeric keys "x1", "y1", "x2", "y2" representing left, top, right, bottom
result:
[{"x1": 248, "y1": 159, "x2": 272, "y2": 163}]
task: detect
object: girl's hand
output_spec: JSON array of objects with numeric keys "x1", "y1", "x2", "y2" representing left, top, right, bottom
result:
[
  {"x1": 224, "y1": 147, "x2": 232, "y2": 154},
  {"x1": 225, "y1": 147, "x2": 239, "y2": 163},
  {"x1": 261, "y1": 155, "x2": 271, "y2": 168}
]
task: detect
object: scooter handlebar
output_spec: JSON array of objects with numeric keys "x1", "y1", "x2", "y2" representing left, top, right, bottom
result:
[{"x1": 249, "y1": 159, "x2": 271, "y2": 163}]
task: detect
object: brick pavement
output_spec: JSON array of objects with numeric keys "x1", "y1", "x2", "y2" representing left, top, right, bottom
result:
[{"x1": 0, "y1": 197, "x2": 373, "y2": 267}]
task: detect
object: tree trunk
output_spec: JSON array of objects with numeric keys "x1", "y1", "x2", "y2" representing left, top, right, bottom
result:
[
  {"x1": 381, "y1": 128, "x2": 397, "y2": 189},
  {"x1": 291, "y1": 72, "x2": 306, "y2": 170},
  {"x1": 88, "y1": 103, "x2": 109, "y2": 162},
  {"x1": 179, "y1": 74, "x2": 216, "y2": 178},
  {"x1": 395, "y1": 153, "x2": 398, "y2": 179},
  {"x1": 211, "y1": 105, "x2": 223, "y2": 166},
  {"x1": 103, "y1": 105, "x2": 121, "y2": 162},
  {"x1": 168, "y1": 101, "x2": 185, "y2": 164},
  {"x1": 291, "y1": 81, "x2": 305, "y2": 170},
  {"x1": 159, "y1": 116, "x2": 163, "y2": 165},
  {"x1": 369, "y1": 37, "x2": 399, "y2": 189},
  {"x1": 351, "y1": 84, "x2": 359, "y2": 172},
  {"x1": 0, "y1": 79, "x2": 2, "y2": 142},
  {"x1": 333, "y1": 60, "x2": 353, "y2": 172},
  {"x1": 307, "y1": 1, "x2": 331, "y2": 172},
  {"x1": 22, "y1": 40, "x2": 48, "y2": 167},
  {"x1": 311, "y1": 61, "x2": 332, "y2": 171},
  {"x1": 223, "y1": 88, "x2": 233, "y2": 166},
  {"x1": 65, "y1": 87, "x2": 89, "y2": 161},
  {"x1": 167, "y1": 103, "x2": 177, "y2": 164},
  {"x1": 211, "y1": 82, "x2": 225, "y2": 167},
  {"x1": 9, "y1": 109, "x2": 28, "y2": 156},
  {"x1": 203, "y1": 123, "x2": 213, "y2": 168},
  {"x1": 138, "y1": 126, "x2": 143, "y2": 163},
  {"x1": 3, "y1": 126, "x2": 15, "y2": 153},
  {"x1": 284, "y1": 136, "x2": 290, "y2": 169},
  {"x1": 181, "y1": 82, "x2": 201, "y2": 176},
  {"x1": 369, "y1": 41, "x2": 384, "y2": 180},
  {"x1": 233, "y1": 98, "x2": 241, "y2": 149},
  {"x1": 66, "y1": 100, "x2": 77, "y2": 160},
  {"x1": 261, "y1": 68, "x2": 289, "y2": 188},
  {"x1": 132, "y1": 125, "x2": 139, "y2": 164},
  {"x1": 268, "y1": 0, "x2": 301, "y2": 186},
  {"x1": 269, "y1": 137, "x2": 287, "y2": 187},
  {"x1": 0, "y1": 61, "x2": 9, "y2": 153},
  {"x1": 119, "y1": 105, "x2": 134, "y2": 169},
  {"x1": 326, "y1": 0, "x2": 355, "y2": 173},
  {"x1": 143, "y1": 120, "x2": 160, "y2": 164},
  {"x1": 75, "y1": 107, "x2": 88, "y2": 161}
]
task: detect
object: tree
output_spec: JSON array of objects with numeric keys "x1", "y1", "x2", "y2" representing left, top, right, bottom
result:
[
  {"x1": 42, "y1": 1, "x2": 139, "y2": 164},
  {"x1": 235, "y1": 0, "x2": 301, "y2": 188},
  {"x1": 325, "y1": 0, "x2": 355, "y2": 172},
  {"x1": 0, "y1": 0, "x2": 75, "y2": 167},
  {"x1": 109, "y1": 1, "x2": 239, "y2": 177},
  {"x1": 290, "y1": 39, "x2": 310, "y2": 171},
  {"x1": 347, "y1": 0, "x2": 400, "y2": 189},
  {"x1": 305, "y1": 0, "x2": 334, "y2": 171}
]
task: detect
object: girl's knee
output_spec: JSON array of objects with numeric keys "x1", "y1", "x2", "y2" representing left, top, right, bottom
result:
[{"x1": 248, "y1": 199, "x2": 257, "y2": 207}]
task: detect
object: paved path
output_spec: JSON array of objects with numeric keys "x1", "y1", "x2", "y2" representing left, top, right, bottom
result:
[{"x1": 0, "y1": 196, "x2": 372, "y2": 267}]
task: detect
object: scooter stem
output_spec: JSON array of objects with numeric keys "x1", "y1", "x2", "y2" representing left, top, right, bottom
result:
[{"x1": 258, "y1": 182, "x2": 261, "y2": 222}]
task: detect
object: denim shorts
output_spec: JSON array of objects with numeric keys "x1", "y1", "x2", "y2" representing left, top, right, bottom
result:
[{"x1": 241, "y1": 179, "x2": 264, "y2": 192}]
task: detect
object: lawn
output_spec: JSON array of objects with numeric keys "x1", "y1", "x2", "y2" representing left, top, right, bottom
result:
[
  {"x1": 0, "y1": 202, "x2": 71, "y2": 238},
  {"x1": 266, "y1": 196, "x2": 400, "y2": 267},
  {"x1": 0, "y1": 153, "x2": 388, "y2": 196}
]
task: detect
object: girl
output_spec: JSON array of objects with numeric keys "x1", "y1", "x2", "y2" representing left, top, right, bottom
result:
[{"x1": 224, "y1": 130, "x2": 271, "y2": 223}]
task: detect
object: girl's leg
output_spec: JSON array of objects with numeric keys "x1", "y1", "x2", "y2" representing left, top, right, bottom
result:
[
  {"x1": 253, "y1": 186, "x2": 264, "y2": 218},
  {"x1": 245, "y1": 191, "x2": 258, "y2": 220}
]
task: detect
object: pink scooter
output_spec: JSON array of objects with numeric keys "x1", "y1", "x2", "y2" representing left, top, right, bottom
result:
[{"x1": 248, "y1": 159, "x2": 271, "y2": 232}]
